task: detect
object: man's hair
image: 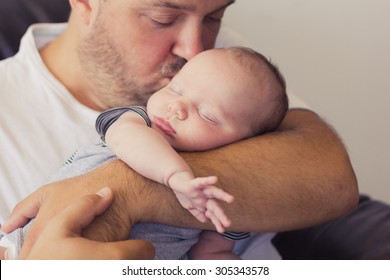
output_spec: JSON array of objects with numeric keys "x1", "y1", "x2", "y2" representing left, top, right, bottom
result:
[{"x1": 226, "y1": 47, "x2": 289, "y2": 135}]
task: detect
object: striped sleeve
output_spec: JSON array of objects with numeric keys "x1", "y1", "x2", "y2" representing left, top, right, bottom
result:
[
  {"x1": 95, "y1": 106, "x2": 151, "y2": 143},
  {"x1": 221, "y1": 231, "x2": 251, "y2": 241}
]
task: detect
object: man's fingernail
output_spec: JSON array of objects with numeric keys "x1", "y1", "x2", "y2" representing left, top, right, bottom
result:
[{"x1": 96, "y1": 187, "x2": 111, "y2": 197}]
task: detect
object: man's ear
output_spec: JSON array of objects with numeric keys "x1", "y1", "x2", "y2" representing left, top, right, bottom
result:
[{"x1": 69, "y1": 0, "x2": 94, "y2": 25}]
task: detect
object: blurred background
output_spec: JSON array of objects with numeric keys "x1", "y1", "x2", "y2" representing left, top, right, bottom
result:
[{"x1": 223, "y1": 0, "x2": 390, "y2": 203}]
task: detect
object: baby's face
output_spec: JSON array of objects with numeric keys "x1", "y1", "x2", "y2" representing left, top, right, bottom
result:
[{"x1": 147, "y1": 49, "x2": 265, "y2": 151}]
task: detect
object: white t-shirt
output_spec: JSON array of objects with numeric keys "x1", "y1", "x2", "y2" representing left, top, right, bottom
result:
[
  {"x1": 0, "y1": 24, "x2": 100, "y2": 223},
  {"x1": 0, "y1": 23, "x2": 309, "y2": 259}
]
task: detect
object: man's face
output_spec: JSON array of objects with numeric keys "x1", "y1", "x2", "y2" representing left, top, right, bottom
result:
[{"x1": 78, "y1": 0, "x2": 234, "y2": 110}]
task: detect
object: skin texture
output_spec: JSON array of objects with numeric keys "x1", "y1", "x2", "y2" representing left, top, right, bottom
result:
[
  {"x1": 21, "y1": 188, "x2": 154, "y2": 260},
  {"x1": 1, "y1": 0, "x2": 358, "y2": 259}
]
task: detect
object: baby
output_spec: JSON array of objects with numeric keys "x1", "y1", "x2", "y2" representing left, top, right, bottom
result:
[{"x1": 1, "y1": 46, "x2": 288, "y2": 260}]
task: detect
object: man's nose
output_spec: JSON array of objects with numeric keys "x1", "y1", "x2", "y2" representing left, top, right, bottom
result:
[{"x1": 172, "y1": 22, "x2": 204, "y2": 61}]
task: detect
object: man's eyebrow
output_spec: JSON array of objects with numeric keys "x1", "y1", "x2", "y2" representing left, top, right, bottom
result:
[
  {"x1": 150, "y1": 0, "x2": 236, "y2": 12},
  {"x1": 151, "y1": 1, "x2": 196, "y2": 11}
]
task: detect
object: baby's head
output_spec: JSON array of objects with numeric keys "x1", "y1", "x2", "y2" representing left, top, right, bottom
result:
[
  {"x1": 220, "y1": 46, "x2": 288, "y2": 136},
  {"x1": 147, "y1": 47, "x2": 288, "y2": 151}
]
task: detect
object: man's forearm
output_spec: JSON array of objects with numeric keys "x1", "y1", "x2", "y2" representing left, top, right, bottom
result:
[{"x1": 134, "y1": 109, "x2": 359, "y2": 232}]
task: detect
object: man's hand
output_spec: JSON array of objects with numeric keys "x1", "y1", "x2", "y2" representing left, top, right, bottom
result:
[
  {"x1": 18, "y1": 187, "x2": 154, "y2": 259},
  {"x1": 2, "y1": 160, "x2": 143, "y2": 258}
]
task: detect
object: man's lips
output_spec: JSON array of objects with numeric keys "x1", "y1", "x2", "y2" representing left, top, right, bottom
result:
[{"x1": 154, "y1": 116, "x2": 176, "y2": 137}]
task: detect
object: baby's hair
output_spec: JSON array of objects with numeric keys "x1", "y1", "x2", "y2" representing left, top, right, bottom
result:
[{"x1": 223, "y1": 47, "x2": 289, "y2": 135}]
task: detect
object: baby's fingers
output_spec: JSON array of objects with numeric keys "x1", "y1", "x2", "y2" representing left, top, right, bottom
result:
[
  {"x1": 189, "y1": 208, "x2": 208, "y2": 223},
  {"x1": 206, "y1": 200, "x2": 232, "y2": 233},
  {"x1": 190, "y1": 176, "x2": 218, "y2": 190},
  {"x1": 203, "y1": 187, "x2": 234, "y2": 204},
  {"x1": 207, "y1": 213, "x2": 224, "y2": 233}
]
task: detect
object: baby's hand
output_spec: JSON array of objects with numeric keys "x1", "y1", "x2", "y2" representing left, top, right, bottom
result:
[{"x1": 169, "y1": 173, "x2": 234, "y2": 233}]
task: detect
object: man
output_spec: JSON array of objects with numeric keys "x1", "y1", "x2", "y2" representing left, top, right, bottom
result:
[{"x1": 0, "y1": 0, "x2": 358, "y2": 259}]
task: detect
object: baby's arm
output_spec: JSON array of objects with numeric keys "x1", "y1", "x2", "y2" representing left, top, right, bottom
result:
[{"x1": 105, "y1": 111, "x2": 233, "y2": 232}]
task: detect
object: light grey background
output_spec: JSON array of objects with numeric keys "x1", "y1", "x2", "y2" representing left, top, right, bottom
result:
[{"x1": 223, "y1": 0, "x2": 390, "y2": 203}]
